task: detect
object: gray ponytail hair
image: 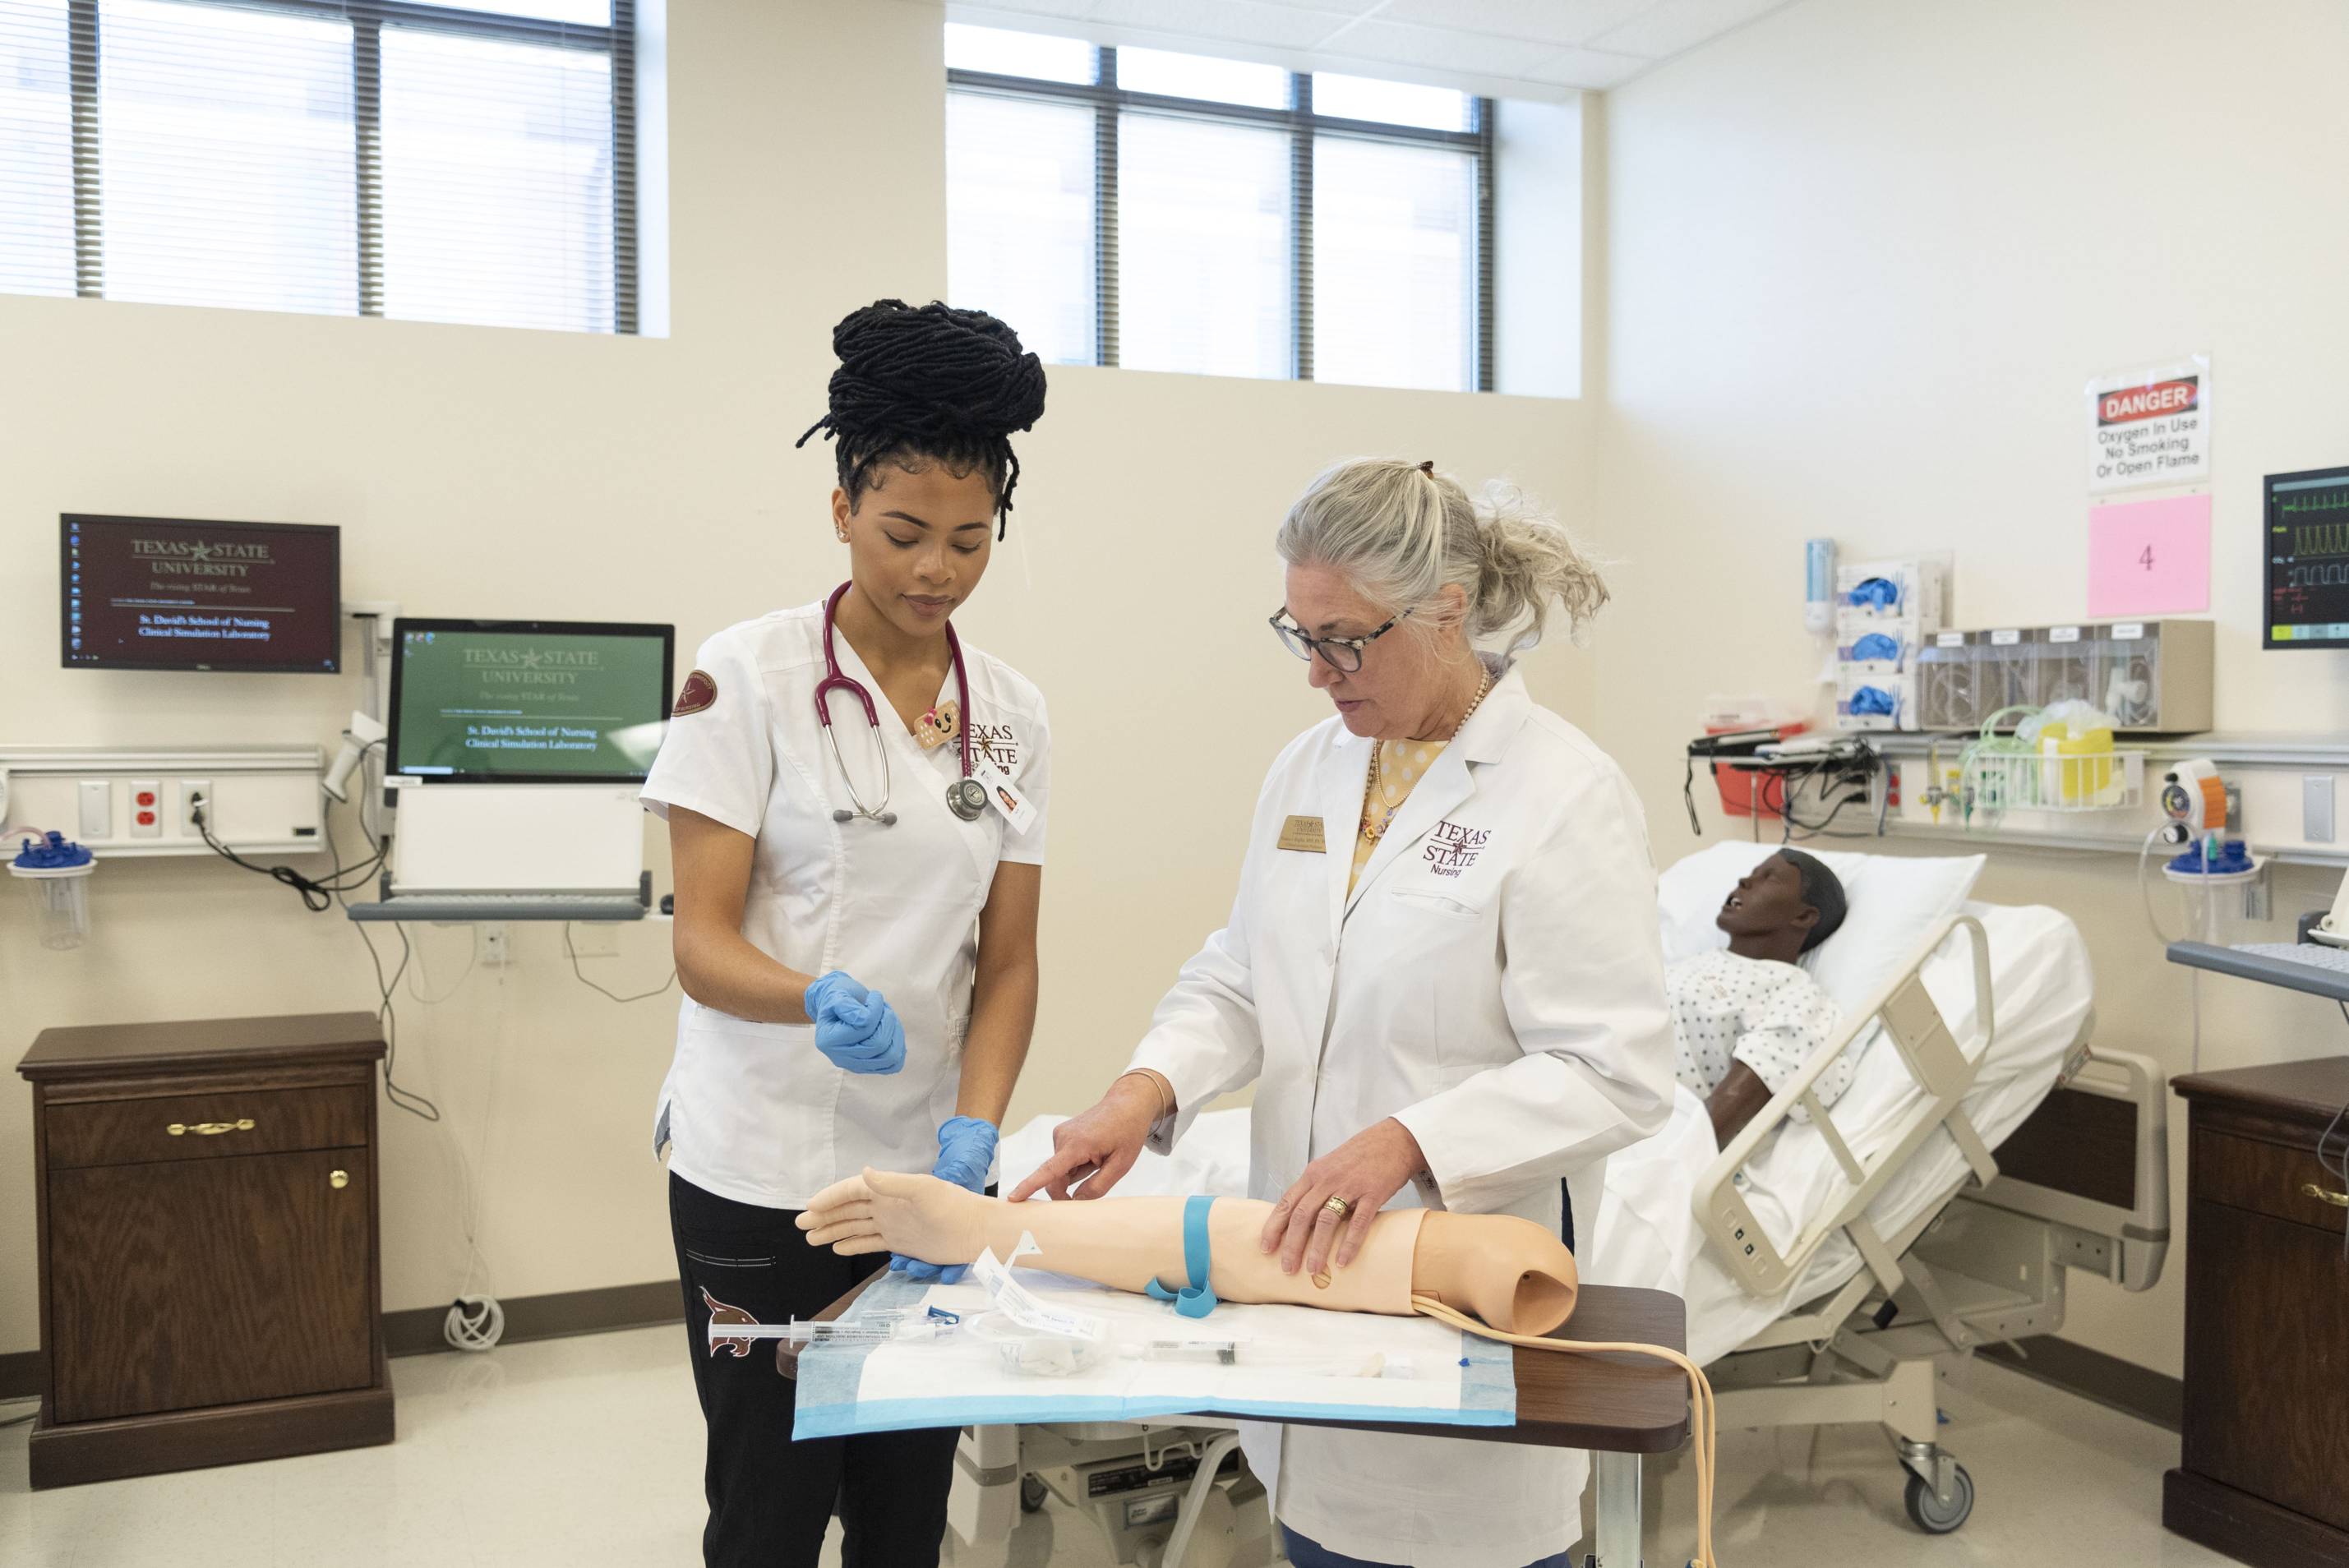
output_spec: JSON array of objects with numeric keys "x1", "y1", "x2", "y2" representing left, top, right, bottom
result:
[{"x1": 1274, "y1": 457, "x2": 1609, "y2": 652}]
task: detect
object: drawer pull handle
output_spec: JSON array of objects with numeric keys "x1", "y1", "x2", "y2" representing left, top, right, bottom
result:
[
  {"x1": 2302, "y1": 1183, "x2": 2349, "y2": 1211},
  {"x1": 330, "y1": 1169, "x2": 349, "y2": 1190},
  {"x1": 167, "y1": 1118, "x2": 255, "y2": 1137}
]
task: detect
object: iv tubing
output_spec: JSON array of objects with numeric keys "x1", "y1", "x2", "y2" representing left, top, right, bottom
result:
[{"x1": 1410, "y1": 1294, "x2": 1719, "y2": 1568}]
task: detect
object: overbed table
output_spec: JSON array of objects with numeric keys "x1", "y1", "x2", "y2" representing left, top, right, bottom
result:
[{"x1": 779, "y1": 1277, "x2": 1691, "y2": 1568}]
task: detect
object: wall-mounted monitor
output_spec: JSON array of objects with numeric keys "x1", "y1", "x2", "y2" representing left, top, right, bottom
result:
[
  {"x1": 388, "y1": 619, "x2": 675, "y2": 786},
  {"x1": 2266, "y1": 466, "x2": 2349, "y2": 651},
  {"x1": 62, "y1": 514, "x2": 342, "y2": 673}
]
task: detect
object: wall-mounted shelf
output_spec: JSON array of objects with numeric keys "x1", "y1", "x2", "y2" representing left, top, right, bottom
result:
[{"x1": 1862, "y1": 734, "x2": 2349, "y2": 872}]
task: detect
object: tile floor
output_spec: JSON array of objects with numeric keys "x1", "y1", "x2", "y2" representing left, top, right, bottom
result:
[{"x1": 0, "y1": 1325, "x2": 2239, "y2": 1567}]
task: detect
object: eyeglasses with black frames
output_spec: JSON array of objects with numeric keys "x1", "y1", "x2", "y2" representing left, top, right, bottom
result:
[{"x1": 1267, "y1": 605, "x2": 1414, "y2": 673}]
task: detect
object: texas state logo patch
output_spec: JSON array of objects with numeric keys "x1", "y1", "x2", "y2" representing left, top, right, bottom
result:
[{"x1": 674, "y1": 668, "x2": 718, "y2": 717}]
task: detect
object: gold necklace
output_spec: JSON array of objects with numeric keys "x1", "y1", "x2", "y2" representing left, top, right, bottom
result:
[{"x1": 1359, "y1": 670, "x2": 1493, "y2": 844}]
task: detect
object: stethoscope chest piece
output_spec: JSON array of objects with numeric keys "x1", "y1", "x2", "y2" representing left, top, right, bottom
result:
[{"x1": 946, "y1": 777, "x2": 988, "y2": 823}]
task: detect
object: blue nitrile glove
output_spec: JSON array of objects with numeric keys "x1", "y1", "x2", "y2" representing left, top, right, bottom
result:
[
  {"x1": 893, "y1": 1115, "x2": 999, "y2": 1284},
  {"x1": 804, "y1": 971, "x2": 906, "y2": 1075}
]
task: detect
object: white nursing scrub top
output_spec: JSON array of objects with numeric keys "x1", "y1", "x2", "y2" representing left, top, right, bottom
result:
[{"x1": 639, "y1": 601, "x2": 1050, "y2": 1210}]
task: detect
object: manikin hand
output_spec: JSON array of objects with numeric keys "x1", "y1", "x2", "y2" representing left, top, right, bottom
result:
[
  {"x1": 1004, "y1": 1074, "x2": 1163, "y2": 1202},
  {"x1": 801, "y1": 1168, "x2": 992, "y2": 1266},
  {"x1": 1261, "y1": 1117, "x2": 1428, "y2": 1280},
  {"x1": 892, "y1": 1117, "x2": 998, "y2": 1284}
]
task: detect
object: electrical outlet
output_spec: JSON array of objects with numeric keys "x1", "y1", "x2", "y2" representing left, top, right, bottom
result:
[
  {"x1": 480, "y1": 923, "x2": 511, "y2": 966},
  {"x1": 127, "y1": 778, "x2": 162, "y2": 837},
  {"x1": 178, "y1": 778, "x2": 211, "y2": 837},
  {"x1": 569, "y1": 922, "x2": 620, "y2": 958}
]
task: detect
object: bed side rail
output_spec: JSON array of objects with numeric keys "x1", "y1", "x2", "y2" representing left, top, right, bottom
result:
[
  {"x1": 1960, "y1": 1044, "x2": 2170, "y2": 1291},
  {"x1": 1693, "y1": 914, "x2": 1996, "y2": 1300}
]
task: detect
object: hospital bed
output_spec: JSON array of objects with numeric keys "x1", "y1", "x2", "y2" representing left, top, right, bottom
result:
[{"x1": 976, "y1": 842, "x2": 2170, "y2": 1559}]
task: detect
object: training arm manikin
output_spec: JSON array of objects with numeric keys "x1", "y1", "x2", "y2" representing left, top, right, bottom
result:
[
  {"x1": 801, "y1": 1169, "x2": 1724, "y2": 1568},
  {"x1": 798, "y1": 1169, "x2": 1579, "y2": 1336}
]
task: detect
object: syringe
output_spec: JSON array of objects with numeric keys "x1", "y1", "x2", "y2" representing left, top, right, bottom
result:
[{"x1": 707, "y1": 1308, "x2": 958, "y2": 1349}]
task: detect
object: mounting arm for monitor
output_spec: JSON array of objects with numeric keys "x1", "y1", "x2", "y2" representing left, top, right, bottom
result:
[{"x1": 340, "y1": 602, "x2": 400, "y2": 842}]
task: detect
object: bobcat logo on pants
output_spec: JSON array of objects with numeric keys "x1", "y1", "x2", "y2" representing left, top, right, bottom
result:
[{"x1": 703, "y1": 1285, "x2": 760, "y2": 1358}]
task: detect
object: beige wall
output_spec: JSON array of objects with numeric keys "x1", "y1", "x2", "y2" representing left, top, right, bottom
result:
[
  {"x1": 1597, "y1": 0, "x2": 2349, "y2": 1375},
  {"x1": 0, "y1": 0, "x2": 1595, "y2": 1356}
]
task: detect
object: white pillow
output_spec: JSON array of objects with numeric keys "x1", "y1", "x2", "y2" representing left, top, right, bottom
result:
[{"x1": 1655, "y1": 842, "x2": 1987, "y2": 1017}]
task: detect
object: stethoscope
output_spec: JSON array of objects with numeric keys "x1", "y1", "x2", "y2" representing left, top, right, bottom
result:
[{"x1": 816, "y1": 581, "x2": 990, "y2": 826}]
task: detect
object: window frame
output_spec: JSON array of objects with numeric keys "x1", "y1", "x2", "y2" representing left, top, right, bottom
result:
[
  {"x1": 58, "y1": 0, "x2": 637, "y2": 333},
  {"x1": 948, "y1": 45, "x2": 1494, "y2": 392}
]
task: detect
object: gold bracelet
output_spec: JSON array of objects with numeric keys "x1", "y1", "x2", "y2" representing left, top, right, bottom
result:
[{"x1": 1117, "y1": 1069, "x2": 1173, "y2": 1123}]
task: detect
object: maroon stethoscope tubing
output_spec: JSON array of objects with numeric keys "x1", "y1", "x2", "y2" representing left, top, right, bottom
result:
[{"x1": 816, "y1": 580, "x2": 973, "y2": 784}]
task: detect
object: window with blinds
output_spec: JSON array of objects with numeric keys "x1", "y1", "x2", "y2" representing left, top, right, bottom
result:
[
  {"x1": 944, "y1": 25, "x2": 1492, "y2": 394},
  {"x1": 0, "y1": 0, "x2": 637, "y2": 333}
]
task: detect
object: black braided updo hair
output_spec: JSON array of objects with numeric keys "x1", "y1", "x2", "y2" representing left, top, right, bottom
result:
[{"x1": 794, "y1": 298, "x2": 1049, "y2": 539}]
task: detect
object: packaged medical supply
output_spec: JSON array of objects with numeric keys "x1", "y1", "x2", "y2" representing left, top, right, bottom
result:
[
  {"x1": 1835, "y1": 668, "x2": 1916, "y2": 731},
  {"x1": 1838, "y1": 629, "x2": 1914, "y2": 678},
  {"x1": 972, "y1": 1313, "x2": 1111, "y2": 1377},
  {"x1": 1834, "y1": 556, "x2": 1947, "y2": 633},
  {"x1": 1916, "y1": 633, "x2": 1982, "y2": 730}
]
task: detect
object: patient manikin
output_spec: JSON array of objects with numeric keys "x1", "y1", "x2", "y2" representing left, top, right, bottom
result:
[{"x1": 1671, "y1": 848, "x2": 1850, "y2": 1148}]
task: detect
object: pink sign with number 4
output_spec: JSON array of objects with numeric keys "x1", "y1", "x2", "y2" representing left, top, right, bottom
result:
[{"x1": 2088, "y1": 493, "x2": 2210, "y2": 617}]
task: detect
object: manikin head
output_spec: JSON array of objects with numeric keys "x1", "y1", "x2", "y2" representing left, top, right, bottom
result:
[{"x1": 1715, "y1": 850, "x2": 1848, "y2": 966}]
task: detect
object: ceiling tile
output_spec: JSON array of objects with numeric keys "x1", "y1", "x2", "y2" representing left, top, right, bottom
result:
[
  {"x1": 1306, "y1": 16, "x2": 1580, "y2": 76},
  {"x1": 1084, "y1": 0, "x2": 1366, "y2": 50},
  {"x1": 1585, "y1": 0, "x2": 1787, "y2": 59},
  {"x1": 949, "y1": 0, "x2": 1101, "y2": 21},
  {"x1": 1372, "y1": 0, "x2": 1658, "y2": 49},
  {"x1": 1521, "y1": 44, "x2": 1654, "y2": 88}
]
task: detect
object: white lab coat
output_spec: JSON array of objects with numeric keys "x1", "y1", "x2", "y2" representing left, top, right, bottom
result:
[
  {"x1": 1125, "y1": 662, "x2": 1673, "y2": 1568},
  {"x1": 640, "y1": 602, "x2": 1049, "y2": 1210}
]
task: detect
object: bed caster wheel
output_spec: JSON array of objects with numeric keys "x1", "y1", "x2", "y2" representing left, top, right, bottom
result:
[
  {"x1": 1019, "y1": 1473, "x2": 1048, "y2": 1513},
  {"x1": 1903, "y1": 1463, "x2": 1973, "y2": 1533}
]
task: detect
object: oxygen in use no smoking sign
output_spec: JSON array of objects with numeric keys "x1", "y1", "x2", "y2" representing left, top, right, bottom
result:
[{"x1": 2087, "y1": 355, "x2": 2209, "y2": 493}]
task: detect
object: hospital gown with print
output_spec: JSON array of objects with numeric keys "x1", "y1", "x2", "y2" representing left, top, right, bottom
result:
[{"x1": 1667, "y1": 949, "x2": 1848, "y2": 1119}]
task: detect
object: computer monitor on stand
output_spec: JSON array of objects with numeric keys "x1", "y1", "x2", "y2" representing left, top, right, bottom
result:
[{"x1": 358, "y1": 619, "x2": 675, "y2": 920}]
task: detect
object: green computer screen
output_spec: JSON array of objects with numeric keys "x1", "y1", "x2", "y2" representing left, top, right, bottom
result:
[{"x1": 390, "y1": 622, "x2": 672, "y2": 782}]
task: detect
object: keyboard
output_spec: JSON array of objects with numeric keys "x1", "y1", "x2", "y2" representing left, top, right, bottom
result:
[
  {"x1": 346, "y1": 892, "x2": 648, "y2": 924},
  {"x1": 2167, "y1": 939, "x2": 2349, "y2": 1003},
  {"x1": 2233, "y1": 942, "x2": 2349, "y2": 975}
]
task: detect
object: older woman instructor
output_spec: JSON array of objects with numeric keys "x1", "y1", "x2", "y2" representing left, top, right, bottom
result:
[{"x1": 1011, "y1": 459, "x2": 1675, "y2": 1568}]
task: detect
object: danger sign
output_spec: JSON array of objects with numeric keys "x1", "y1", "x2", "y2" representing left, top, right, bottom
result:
[
  {"x1": 2087, "y1": 356, "x2": 2209, "y2": 493},
  {"x1": 2098, "y1": 379, "x2": 2197, "y2": 426}
]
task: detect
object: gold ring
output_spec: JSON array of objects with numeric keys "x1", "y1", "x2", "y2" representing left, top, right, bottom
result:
[{"x1": 1322, "y1": 1196, "x2": 1353, "y2": 1220}]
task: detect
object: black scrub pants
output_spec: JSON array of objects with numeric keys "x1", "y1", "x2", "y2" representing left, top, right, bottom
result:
[{"x1": 670, "y1": 1172, "x2": 959, "y2": 1568}]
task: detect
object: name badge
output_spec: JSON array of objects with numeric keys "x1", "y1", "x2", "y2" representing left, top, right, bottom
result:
[
  {"x1": 971, "y1": 757, "x2": 1038, "y2": 834},
  {"x1": 1278, "y1": 814, "x2": 1327, "y2": 854}
]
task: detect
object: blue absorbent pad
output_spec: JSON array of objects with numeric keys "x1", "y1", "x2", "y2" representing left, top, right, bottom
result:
[{"x1": 794, "y1": 1271, "x2": 1517, "y2": 1440}]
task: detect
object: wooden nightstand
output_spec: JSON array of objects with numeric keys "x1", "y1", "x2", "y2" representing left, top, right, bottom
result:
[
  {"x1": 16, "y1": 1012, "x2": 394, "y2": 1488},
  {"x1": 2167, "y1": 1057, "x2": 2349, "y2": 1568}
]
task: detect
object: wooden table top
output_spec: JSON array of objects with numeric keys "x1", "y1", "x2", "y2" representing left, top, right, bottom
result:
[
  {"x1": 2174, "y1": 1055, "x2": 2349, "y2": 1125},
  {"x1": 19, "y1": 1012, "x2": 387, "y2": 1081},
  {"x1": 778, "y1": 1275, "x2": 1691, "y2": 1455}
]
